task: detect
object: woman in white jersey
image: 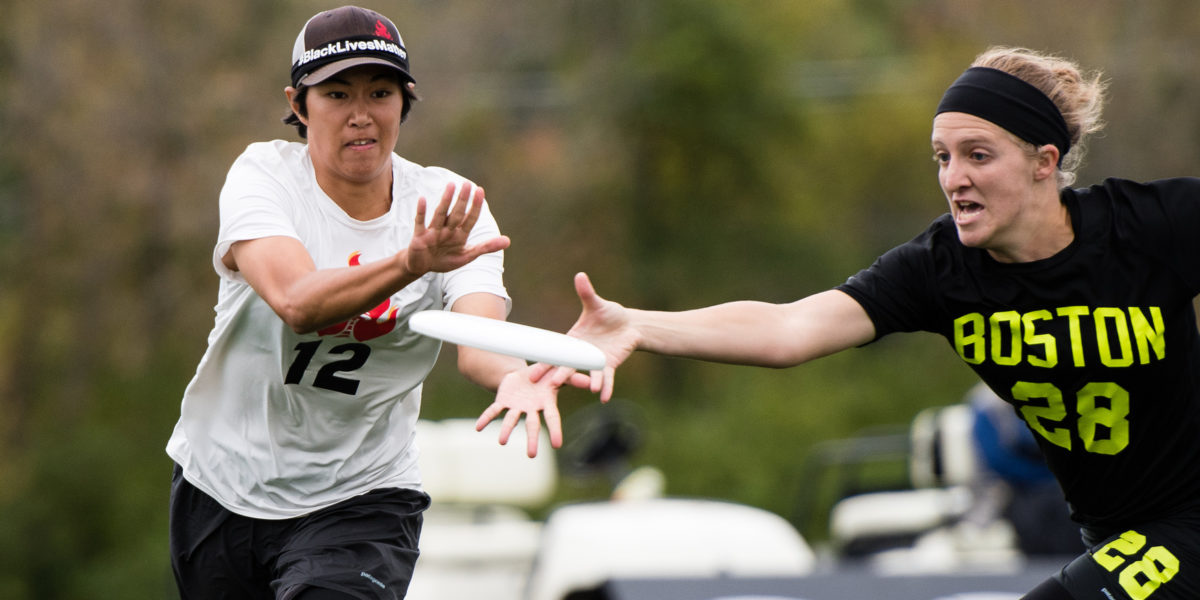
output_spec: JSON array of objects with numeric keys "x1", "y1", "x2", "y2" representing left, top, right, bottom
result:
[{"x1": 166, "y1": 6, "x2": 577, "y2": 599}]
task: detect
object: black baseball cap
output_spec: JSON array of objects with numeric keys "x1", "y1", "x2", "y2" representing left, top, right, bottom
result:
[{"x1": 290, "y1": 6, "x2": 415, "y2": 88}]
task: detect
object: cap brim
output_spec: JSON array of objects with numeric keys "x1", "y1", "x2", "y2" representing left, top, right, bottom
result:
[{"x1": 297, "y1": 56, "x2": 414, "y2": 87}]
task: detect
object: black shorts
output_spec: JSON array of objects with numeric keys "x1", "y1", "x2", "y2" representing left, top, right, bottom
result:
[
  {"x1": 1039, "y1": 511, "x2": 1200, "y2": 600},
  {"x1": 169, "y1": 465, "x2": 430, "y2": 600}
]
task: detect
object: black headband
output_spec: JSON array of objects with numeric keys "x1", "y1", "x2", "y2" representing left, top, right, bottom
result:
[{"x1": 936, "y1": 67, "x2": 1070, "y2": 165}]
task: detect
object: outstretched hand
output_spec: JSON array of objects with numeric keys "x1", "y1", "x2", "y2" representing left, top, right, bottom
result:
[
  {"x1": 474, "y1": 364, "x2": 591, "y2": 458},
  {"x1": 529, "y1": 272, "x2": 640, "y2": 403},
  {"x1": 405, "y1": 182, "x2": 510, "y2": 275},
  {"x1": 477, "y1": 273, "x2": 636, "y2": 455}
]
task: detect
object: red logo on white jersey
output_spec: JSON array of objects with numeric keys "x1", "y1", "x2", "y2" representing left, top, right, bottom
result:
[{"x1": 317, "y1": 251, "x2": 399, "y2": 341}]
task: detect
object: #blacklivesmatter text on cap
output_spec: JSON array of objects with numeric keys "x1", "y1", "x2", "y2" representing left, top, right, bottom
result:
[{"x1": 290, "y1": 6, "x2": 414, "y2": 88}]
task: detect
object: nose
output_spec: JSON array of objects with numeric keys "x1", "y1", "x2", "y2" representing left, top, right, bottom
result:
[
  {"x1": 348, "y1": 97, "x2": 372, "y2": 128},
  {"x1": 940, "y1": 157, "x2": 970, "y2": 192}
]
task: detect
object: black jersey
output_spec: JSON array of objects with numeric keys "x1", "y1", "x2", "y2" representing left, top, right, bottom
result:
[{"x1": 838, "y1": 177, "x2": 1200, "y2": 530}]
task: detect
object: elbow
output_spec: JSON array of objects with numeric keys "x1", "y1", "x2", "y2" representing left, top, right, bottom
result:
[
  {"x1": 288, "y1": 321, "x2": 319, "y2": 335},
  {"x1": 275, "y1": 303, "x2": 323, "y2": 335},
  {"x1": 758, "y1": 344, "x2": 814, "y2": 369},
  {"x1": 762, "y1": 356, "x2": 803, "y2": 370}
]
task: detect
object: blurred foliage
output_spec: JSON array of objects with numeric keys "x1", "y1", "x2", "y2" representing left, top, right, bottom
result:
[{"x1": 3, "y1": 0, "x2": 1200, "y2": 596}]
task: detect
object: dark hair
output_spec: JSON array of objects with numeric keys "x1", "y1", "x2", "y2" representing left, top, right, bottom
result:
[{"x1": 282, "y1": 77, "x2": 420, "y2": 139}]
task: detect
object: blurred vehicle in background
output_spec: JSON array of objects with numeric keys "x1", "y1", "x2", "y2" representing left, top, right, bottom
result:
[{"x1": 411, "y1": 384, "x2": 1077, "y2": 600}]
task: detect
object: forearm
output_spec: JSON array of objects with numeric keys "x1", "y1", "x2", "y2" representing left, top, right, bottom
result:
[
  {"x1": 280, "y1": 252, "x2": 421, "y2": 333},
  {"x1": 458, "y1": 349, "x2": 527, "y2": 391},
  {"x1": 451, "y1": 292, "x2": 526, "y2": 391},
  {"x1": 630, "y1": 301, "x2": 799, "y2": 367},
  {"x1": 630, "y1": 290, "x2": 874, "y2": 368}
]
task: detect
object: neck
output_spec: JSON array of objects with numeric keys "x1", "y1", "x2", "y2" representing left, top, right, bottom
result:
[
  {"x1": 988, "y1": 187, "x2": 1073, "y2": 263},
  {"x1": 316, "y1": 170, "x2": 393, "y2": 221}
]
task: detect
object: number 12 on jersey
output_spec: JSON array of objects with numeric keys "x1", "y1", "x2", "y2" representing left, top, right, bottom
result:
[{"x1": 284, "y1": 340, "x2": 372, "y2": 395}]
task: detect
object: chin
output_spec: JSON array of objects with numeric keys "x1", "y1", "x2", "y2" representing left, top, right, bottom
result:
[{"x1": 954, "y1": 227, "x2": 988, "y2": 249}]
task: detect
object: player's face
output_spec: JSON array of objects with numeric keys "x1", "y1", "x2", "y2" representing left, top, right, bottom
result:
[
  {"x1": 931, "y1": 112, "x2": 1050, "y2": 262},
  {"x1": 296, "y1": 65, "x2": 405, "y2": 187}
]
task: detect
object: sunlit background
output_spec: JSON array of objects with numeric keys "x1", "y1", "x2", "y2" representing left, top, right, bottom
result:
[{"x1": 2, "y1": 0, "x2": 1199, "y2": 597}]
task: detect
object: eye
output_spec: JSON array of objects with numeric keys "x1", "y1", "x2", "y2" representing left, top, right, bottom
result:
[
  {"x1": 325, "y1": 90, "x2": 348, "y2": 100},
  {"x1": 933, "y1": 151, "x2": 950, "y2": 164},
  {"x1": 371, "y1": 88, "x2": 394, "y2": 99}
]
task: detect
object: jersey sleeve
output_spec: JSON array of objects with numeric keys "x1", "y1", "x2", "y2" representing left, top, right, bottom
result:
[
  {"x1": 1109, "y1": 177, "x2": 1200, "y2": 293},
  {"x1": 444, "y1": 204, "x2": 510, "y2": 314},
  {"x1": 212, "y1": 143, "x2": 304, "y2": 280},
  {"x1": 836, "y1": 224, "x2": 947, "y2": 340},
  {"x1": 412, "y1": 166, "x2": 511, "y2": 314}
]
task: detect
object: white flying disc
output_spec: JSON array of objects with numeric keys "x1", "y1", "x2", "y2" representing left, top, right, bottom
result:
[{"x1": 409, "y1": 310, "x2": 607, "y2": 371}]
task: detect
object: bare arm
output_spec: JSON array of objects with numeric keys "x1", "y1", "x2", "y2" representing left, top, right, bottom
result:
[
  {"x1": 631, "y1": 289, "x2": 876, "y2": 368},
  {"x1": 479, "y1": 274, "x2": 876, "y2": 451},
  {"x1": 225, "y1": 182, "x2": 510, "y2": 333},
  {"x1": 452, "y1": 292, "x2": 591, "y2": 457},
  {"x1": 450, "y1": 292, "x2": 528, "y2": 390},
  {"x1": 565, "y1": 273, "x2": 876, "y2": 401},
  {"x1": 228, "y1": 235, "x2": 420, "y2": 333}
]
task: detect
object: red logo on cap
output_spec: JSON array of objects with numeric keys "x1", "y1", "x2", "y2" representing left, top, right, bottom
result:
[{"x1": 374, "y1": 20, "x2": 392, "y2": 40}]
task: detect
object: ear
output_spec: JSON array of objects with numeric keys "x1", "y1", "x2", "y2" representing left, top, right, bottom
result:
[
  {"x1": 284, "y1": 86, "x2": 308, "y2": 125},
  {"x1": 1033, "y1": 144, "x2": 1059, "y2": 181}
]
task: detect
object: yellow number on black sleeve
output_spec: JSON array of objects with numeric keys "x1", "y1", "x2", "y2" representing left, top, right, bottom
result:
[{"x1": 1094, "y1": 530, "x2": 1146, "y2": 571}]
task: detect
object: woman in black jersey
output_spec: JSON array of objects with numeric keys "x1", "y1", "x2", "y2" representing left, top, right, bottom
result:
[{"x1": 481, "y1": 47, "x2": 1200, "y2": 599}]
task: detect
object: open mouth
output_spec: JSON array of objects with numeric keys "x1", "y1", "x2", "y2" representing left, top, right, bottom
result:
[
  {"x1": 346, "y1": 138, "x2": 376, "y2": 148},
  {"x1": 955, "y1": 200, "x2": 983, "y2": 217}
]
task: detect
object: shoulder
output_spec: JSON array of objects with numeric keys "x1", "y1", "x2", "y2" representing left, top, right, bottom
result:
[
  {"x1": 392, "y1": 154, "x2": 475, "y2": 196},
  {"x1": 844, "y1": 214, "x2": 960, "y2": 288},
  {"x1": 234, "y1": 140, "x2": 308, "y2": 167},
  {"x1": 885, "y1": 213, "x2": 962, "y2": 264},
  {"x1": 1070, "y1": 177, "x2": 1200, "y2": 231},
  {"x1": 1070, "y1": 176, "x2": 1200, "y2": 208},
  {"x1": 219, "y1": 141, "x2": 315, "y2": 219},
  {"x1": 226, "y1": 140, "x2": 311, "y2": 184}
]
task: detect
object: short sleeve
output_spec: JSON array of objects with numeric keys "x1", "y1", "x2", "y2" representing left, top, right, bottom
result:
[
  {"x1": 1108, "y1": 177, "x2": 1200, "y2": 293},
  {"x1": 406, "y1": 165, "x2": 511, "y2": 314},
  {"x1": 442, "y1": 202, "x2": 510, "y2": 314},
  {"x1": 212, "y1": 143, "x2": 305, "y2": 280},
  {"x1": 837, "y1": 225, "x2": 947, "y2": 340}
]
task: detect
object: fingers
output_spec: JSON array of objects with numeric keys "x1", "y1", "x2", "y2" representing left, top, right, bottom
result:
[
  {"x1": 565, "y1": 371, "x2": 592, "y2": 389},
  {"x1": 445, "y1": 181, "x2": 474, "y2": 229},
  {"x1": 525, "y1": 411, "x2": 541, "y2": 458},
  {"x1": 438, "y1": 182, "x2": 483, "y2": 230},
  {"x1": 430, "y1": 182, "x2": 457, "y2": 227},
  {"x1": 589, "y1": 369, "x2": 604, "y2": 394},
  {"x1": 529, "y1": 364, "x2": 590, "y2": 390},
  {"x1": 545, "y1": 365, "x2": 576, "y2": 387},
  {"x1": 463, "y1": 235, "x2": 511, "y2": 258},
  {"x1": 458, "y1": 185, "x2": 486, "y2": 232},
  {"x1": 475, "y1": 402, "x2": 504, "y2": 432},
  {"x1": 527, "y1": 362, "x2": 555, "y2": 383},
  {"x1": 412, "y1": 196, "x2": 428, "y2": 234},
  {"x1": 574, "y1": 271, "x2": 596, "y2": 305},
  {"x1": 600, "y1": 366, "x2": 615, "y2": 403},
  {"x1": 544, "y1": 402, "x2": 563, "y2": 450},
  {"x1": 499, "y1": 405, "x2": 522, "y2": 445}
]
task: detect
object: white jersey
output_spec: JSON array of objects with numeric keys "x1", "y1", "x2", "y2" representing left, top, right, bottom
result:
[{"x1": 166, "y1": 140, "x2": 508, "y2": 519}]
